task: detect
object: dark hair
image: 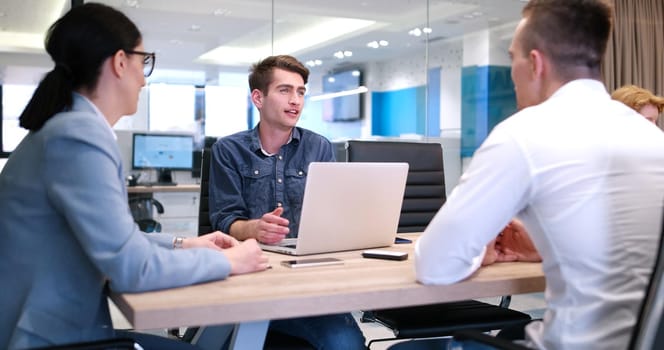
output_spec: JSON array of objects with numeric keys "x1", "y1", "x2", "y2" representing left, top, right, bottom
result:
[
  {"x1": 19, "y1": 3, "x2": 142, "y2": 131},
  {"x1": 520, "y1": 0, "x2": 613, "y2": 79},
  {"x1": 248, "y1": 55, "x2": 309, "y2": 94}
]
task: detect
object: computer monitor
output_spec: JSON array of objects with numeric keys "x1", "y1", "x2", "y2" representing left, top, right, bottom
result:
[{"x1": 131, "y1": 132, "x2": 194, "y2": 185}]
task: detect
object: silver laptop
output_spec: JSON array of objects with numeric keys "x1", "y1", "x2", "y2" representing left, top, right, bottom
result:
[{"x1": 260, "y1": 162, "x2": 409, "y2": 255}]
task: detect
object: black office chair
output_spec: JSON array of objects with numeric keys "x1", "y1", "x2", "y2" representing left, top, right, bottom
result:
[
  {"x1": 129, "y1": 196, "x2": 164, "y2": 233},
  {"x1": 183, "y1": 136, "x2": 314, "y2": 349},
  {"x1": 628, "y1": 212, "x2": 664, "y2": 350},
  {"x1": 197, "y1": 136, "x2": 217, "y2": 236},
  {"x1": 346, "y1": 140, "x2": 531, "y2": 349},
  {"x1": 31, "y1": 338, "x2": 139, "y2": 350}
]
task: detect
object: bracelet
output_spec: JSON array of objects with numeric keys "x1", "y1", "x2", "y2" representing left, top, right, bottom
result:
[{"x1": 173, "y1": 236, "x2": 184, "y2": 249}]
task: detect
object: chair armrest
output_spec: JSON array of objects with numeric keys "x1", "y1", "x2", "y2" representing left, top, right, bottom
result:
[{"x1": 31, "y1": 338, "x2": 138, "y2": 350}]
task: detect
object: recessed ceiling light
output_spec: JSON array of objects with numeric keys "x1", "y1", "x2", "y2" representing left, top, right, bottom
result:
[
  {"x1": 343, "y1": 50, "x2": 352, "y2": 57},
  {"x1": 305, "y1": 59, "x2": 323, "y2": 67},
  {"x1": 409, "y1": 28, "x2": 422, "y2": 37},
  {"x1": 189, "y1": 24, "x2": 201, "y2": 32},
  {"x1": 213, "y1": 8, "x2": 231, "y2": 16},
  {"x1": 367, "y1": 41, "x2": 379, "y2": 49},
  {"x1": 423, "y1": 27, "x2": 432, "y2": 34},
  {"x1": 379, "y1": 40, "x2": 389, "y2": 46}
]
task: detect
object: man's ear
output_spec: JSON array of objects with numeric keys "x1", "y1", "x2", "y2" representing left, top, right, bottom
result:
[
  {"x1": 529, "y1": 49, "x2": 545, "y2": 79},
  {"x1": 251, "y1": 89, "x2": 264, "y2": 109}
]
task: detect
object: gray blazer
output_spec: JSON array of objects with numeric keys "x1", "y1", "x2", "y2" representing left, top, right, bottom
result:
[{"x1": 0, "y1": 94, "x2": 231, "y2": 349}]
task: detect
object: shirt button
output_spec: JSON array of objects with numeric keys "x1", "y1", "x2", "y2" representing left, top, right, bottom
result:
[
  {"x1": 298, "y1": 171, "x2": 303, "y2": 176},
  {"x1": 277, "y1": 202, "x2": 283, "y2": 207},
  {"x1": 278, "y1": 155, "x2": 283, "y2": 160},
  {"x1": 277, "y1": 178, "x2": 283, "y2": 183},
  {"x1": 254, "y1": 170, "x2": 259, "y2": 175}
]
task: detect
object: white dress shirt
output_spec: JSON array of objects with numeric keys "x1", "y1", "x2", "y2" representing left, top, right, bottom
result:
[{"x1": 416, "y1": 79, "x2": 664, "y2": 349}]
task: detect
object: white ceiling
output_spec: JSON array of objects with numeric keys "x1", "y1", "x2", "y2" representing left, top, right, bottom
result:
[{"x1": 0, "y1": 0, "x2": 526, "y2": 84}]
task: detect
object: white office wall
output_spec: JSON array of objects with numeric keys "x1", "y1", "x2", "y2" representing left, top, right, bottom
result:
[
  {"x1": 115, "y1": 87, "x2": 149, "y2": 131},
  {"x1": 204, "y1": 85, "x2": 249, "y2": 138}
]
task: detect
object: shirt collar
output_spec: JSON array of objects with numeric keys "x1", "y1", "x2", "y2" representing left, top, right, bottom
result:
[{"x1": 251, "y1": 123, "x2": 301, "y2": 156}]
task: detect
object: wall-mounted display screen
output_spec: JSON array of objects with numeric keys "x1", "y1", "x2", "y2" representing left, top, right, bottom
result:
[{"x1": 321, "y1": 69, "x2": 364, "y2": 122}]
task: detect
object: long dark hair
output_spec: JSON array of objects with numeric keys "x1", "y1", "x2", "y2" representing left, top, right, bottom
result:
[{"x1": 19, "y1": 3, "x2": 142, "y2": 131}]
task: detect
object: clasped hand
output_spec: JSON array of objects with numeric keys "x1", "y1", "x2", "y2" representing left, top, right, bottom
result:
[
  {"x1": 482, "y1": 219, "x2": 542, "y2": 266},
  {"x1": 183, "y1": 231, "x2": 270, "y2": 275}
]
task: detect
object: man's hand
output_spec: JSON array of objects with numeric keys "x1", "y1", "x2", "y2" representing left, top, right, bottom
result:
[
  {"x1": 482, "y1": 239, "x2": 499, "y2": 266},
  {"x1": 495, "y1": 219, "x2": 542, "y2": 262},
  {"x1": 222, "y1": 239, "x2": 270, "y2": 275},
  {"x1": 252, "y1": 207, "x2": 290, "y2": 244},
  {"x1": 182, "y1": 231, "x2": 239, "y2": 251}
]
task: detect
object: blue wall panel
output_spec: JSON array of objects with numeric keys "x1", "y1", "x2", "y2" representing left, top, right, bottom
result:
[
  {"x1": 461, "y1": 65, "x2": 516, "y2": 157},
  {"x1": 427, "y1": 67, "x2": 441, "y2": 137},
  {"x1": 371, "y1": 86, "x2": 426, "y2": 136}
]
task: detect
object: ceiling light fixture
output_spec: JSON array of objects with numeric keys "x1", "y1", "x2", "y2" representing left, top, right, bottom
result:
[
  {"x1": 408, "y1": 28, "x2": 422, "y2": 37},
  {"x1": 305, "y1": 59, "x2": 323, "y2": 67},
  {"x1": 309, "y1": 86, "x2": 368, "y2": 102},
  {"x1": 213, "y1": 8, "x2": 232, "y2": 16},
  {"x1": 367, "y1": 40, "x2": 389, "y2": 48}
]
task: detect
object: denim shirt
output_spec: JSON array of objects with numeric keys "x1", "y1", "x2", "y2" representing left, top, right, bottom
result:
[{"x1": 209, "y1": 125, "x2": 336, "y2": 237}]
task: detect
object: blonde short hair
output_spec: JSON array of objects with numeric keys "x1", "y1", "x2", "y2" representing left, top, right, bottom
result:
[{"x1": 611, "y1": 85, "x2": 664, "y2": 113}]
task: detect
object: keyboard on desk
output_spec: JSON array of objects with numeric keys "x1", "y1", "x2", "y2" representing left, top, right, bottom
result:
[{"x1": 141, "y1": 182, "x2": 178, "y2": 186}]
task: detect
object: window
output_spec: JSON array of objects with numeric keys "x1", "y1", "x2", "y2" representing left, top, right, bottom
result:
[
  {"x1": 1, "y1": 84, "x2": 35, "y2": 157},
  {"x1": 147, "y1": 83, "x2": 197, "y2": 133}
]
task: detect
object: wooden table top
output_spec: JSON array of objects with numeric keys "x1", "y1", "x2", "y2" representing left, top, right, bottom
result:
[{"x1": 110, "y1": 233, "x2": 545, "y2": 330}]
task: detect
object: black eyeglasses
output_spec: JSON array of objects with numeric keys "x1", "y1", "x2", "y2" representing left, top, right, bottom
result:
[{"x1": 125, "y1": 50, "x2": 156, "y2": 77}]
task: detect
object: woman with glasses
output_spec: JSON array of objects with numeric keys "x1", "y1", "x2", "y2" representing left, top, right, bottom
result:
[{"x1": 0, "y1": 3, "x2": 268, "y2": 349}]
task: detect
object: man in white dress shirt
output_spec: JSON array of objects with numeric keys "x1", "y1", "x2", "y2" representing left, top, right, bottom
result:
[{"x1": 415, "y1": 0, "x2": 664, "y2": 349}]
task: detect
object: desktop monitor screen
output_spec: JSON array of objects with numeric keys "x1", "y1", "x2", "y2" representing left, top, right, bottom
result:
[{"x1": 132, "y1": 133, "x2": 194, "y2": 183}]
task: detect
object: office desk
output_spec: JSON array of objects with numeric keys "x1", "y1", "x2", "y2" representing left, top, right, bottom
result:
[
  {"x1": 127, "y1": 184, "x2": 200, "y2": 193},
  {"x1": 110, "y1": 234, "x2": 545, "y2": 348}
]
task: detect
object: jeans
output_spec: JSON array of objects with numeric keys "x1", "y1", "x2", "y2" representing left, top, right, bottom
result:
[{"x1": 269, "y1": 313, "x2": 366, "y2": 349}]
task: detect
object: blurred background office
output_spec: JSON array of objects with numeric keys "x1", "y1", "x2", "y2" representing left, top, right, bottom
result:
[{"x1": 0, "y1": 0, "x2": 662, "y2": 191}]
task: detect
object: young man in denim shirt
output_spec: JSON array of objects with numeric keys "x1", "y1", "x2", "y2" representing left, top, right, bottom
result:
[{"x1": 208, "y1": 55, "x2": 366, "y2": 349}]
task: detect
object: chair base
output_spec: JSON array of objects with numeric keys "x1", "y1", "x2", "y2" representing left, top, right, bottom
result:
[{"x1": 366, "y1": 300, "x2": 531, "y2": 348}]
